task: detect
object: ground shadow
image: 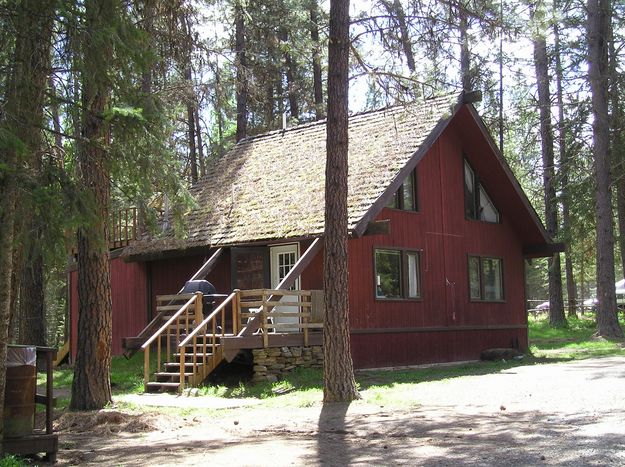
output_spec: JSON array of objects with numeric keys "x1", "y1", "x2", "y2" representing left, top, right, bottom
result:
[{"x1": 316, "y1": 401, "x2": 352, "y2": 466}]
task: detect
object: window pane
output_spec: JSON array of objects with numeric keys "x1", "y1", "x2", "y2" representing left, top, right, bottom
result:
[
  {"x1": 464, "y1": 161, "x2": 477, "y2": 219},
  {"x1": 482, "y1": 258, "x2": 503, "y2": 300},
  {"x1": 375, "y1": 250, "x2": 401, "y2": 298},
  {"x1": 387, "y1": 191, "x2": 398, "y2": 209},
  {"x1": 402, "y1": 172, "x2": 416, "y2": 211},
  {"x1": 468, "y1": 256, "x2": 481, "y2": 299},
  {"x1": 479, "y1": 186, "x2": 499, "y2": 223},
  {"x1": 407, "y1": 252, "x2": 419, "y2": 298}
]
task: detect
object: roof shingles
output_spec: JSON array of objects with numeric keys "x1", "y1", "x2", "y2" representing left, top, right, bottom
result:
[{"x1": 125, "y1": 94, "x2": 458, "y2": 257}]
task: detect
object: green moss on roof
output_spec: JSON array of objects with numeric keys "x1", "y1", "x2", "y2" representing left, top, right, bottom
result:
[{"x1": 124, "y1": 94, "x2": 459, "y2": 257}]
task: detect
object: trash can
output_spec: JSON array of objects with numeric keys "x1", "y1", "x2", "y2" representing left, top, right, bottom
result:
[{"x1": 3, "y1": 345, "x2": 37, "y2": 438}]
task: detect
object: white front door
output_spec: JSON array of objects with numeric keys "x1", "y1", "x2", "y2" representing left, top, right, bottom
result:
[{"x1": 270, "y1": 244, "x2": 300, "y2": 332}]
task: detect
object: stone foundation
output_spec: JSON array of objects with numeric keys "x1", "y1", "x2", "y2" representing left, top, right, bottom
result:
[{"x1": 251, "y1": 346, "x2": 324, "y2": 382}]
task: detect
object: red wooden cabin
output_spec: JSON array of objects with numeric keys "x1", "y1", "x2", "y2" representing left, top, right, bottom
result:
[{"x1": 69, "y1": 92, "x2": 559, "y2": 371}]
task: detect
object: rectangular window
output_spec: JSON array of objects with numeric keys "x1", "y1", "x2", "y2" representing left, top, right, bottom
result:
[
  {"x1": 468, "y1": 255, "x2": 504, "y2": 301},
  {"x1": 387, "y1": 170, "x2": 418, "y2": 211},
  {"x1": 375, "y1": 249, "x2": 421, "y2": 299},
  {"x1": 464, "y1": 160, "x2": 500, "y2": 223}
]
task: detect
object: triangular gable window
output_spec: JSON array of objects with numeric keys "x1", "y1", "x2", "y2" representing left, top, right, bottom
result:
[
  {"x1": 387, "y1": 169, "x2": 418, "y2": 211},
  {"x1": 464, "y1": 160, "x2": 500, "y2": 223}
]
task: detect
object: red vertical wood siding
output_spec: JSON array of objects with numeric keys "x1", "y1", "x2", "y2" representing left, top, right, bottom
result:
[
  {"x1": 347, "y1": 120, "x2": 529, "y2": 368},
  {"x1": 70, "y1": 257, "x2": 148, "y2": 358},
  {"x1": 149, "y1": 249, "x2": 232, "y2": 316}
]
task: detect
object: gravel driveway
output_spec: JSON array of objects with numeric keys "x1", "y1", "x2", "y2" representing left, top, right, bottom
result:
[{"x1": 54, "y1": 356, "x2": 625, "y2": 466}]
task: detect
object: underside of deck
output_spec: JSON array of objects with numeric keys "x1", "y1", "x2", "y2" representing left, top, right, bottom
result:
[{"x1": 222, "y1": 332, "x2": 323, "y2": 361}]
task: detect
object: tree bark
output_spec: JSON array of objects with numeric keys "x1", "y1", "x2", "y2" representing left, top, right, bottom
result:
[
  {"x1": 459, "y1": 5, "x2": 471, "y2": 92},
  {"x1": 235, "y1": 0, "x2": 248, "y2": 142},
  {"x1": 587, "y1": 0, "x2": 624, "y2": 338},
  {"x1": 309, "y1": 0, "x2": 324, "y2": 119},
  {"x1": 18, "y1": 229, "x2": 46, "y2": 346},
  {"x1": 532, "y1": 2, "x2": 566, "y2": 326},
  {"x1": 0, "y1": 0, "x2": 56, "y2": 444},
  {"x1": 382, "y1": 0, "x2": 415, "y2": 73},
  {"x1": 70, "y1": 0, "x2": 115, "y2": 410},
  {"x1": 181, "y1": 12, "x2": 198, "y2": 183},
  {"x1": 194, "y1": 107, "x2": 205, "y2": 177},
  {"x1": 323, "y1": 0, "x2": 360, "y2": 403},
  {"x1": 553, "y1": 7, "x2": 577, "y2": 317},
  {"x1": 281, "y1": 28, "x2": 300, "y2": 121},
  {"x1": 608, "y1": 26, "x2": 625, "y2": 288}
]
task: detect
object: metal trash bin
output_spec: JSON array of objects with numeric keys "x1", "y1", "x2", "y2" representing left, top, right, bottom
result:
[{"x1": 3, "y1": 345, "x2": 37, "y2": 438}]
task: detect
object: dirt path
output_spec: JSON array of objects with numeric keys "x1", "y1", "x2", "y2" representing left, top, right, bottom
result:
[{"x1": 50, "y1": 356, "x2": 625, "y2": 466}]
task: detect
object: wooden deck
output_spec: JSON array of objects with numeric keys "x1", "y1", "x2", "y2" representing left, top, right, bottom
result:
[{"x1": 137, "y1": 288, "x2": 324, "y2": 392}]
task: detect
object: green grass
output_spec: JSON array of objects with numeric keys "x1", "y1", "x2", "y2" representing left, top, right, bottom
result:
[
  {"x1": 0, "y1": 456, "x2": 27, "y2": 467},
  {"x1": 528, "y1": 314, "x2": 625, "y2": 359},
  {"x1": 44, "y1": 315, "x2": 625, "y2": 412}
]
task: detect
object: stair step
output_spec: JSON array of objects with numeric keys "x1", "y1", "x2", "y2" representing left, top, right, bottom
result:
[
  {"x1": 155, "y1": 371, "x2": 194, "y2": 378},
  {"x1": 164, "y1": 362, "x2": 199, "y2": 369},
  {"x1": 172, "y1": 353, "x2": 216, "y2": 361},
  {"x1": 146, "y1": 381, "x2": 180, "y2": 393}
]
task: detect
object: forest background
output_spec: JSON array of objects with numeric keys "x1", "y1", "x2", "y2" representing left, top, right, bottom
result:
[{"x1": 0, "y1": 0, "x2": 624, "y2": 416}]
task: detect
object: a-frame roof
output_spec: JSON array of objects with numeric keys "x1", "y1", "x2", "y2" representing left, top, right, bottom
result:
[{"x1": 124, "y1": 92, "x2": 555, "y2": 259}]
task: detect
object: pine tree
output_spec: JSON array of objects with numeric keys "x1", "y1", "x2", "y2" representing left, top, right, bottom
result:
[
  {"x1": 0, "y1": 0, "x2": 57, "y2": 439},
  {"x1": 587, "y1": 0, "x2": 624, "y2": 338},
  {"x1": 323, "y1": 0, "x2": 360, "y2": 403}
]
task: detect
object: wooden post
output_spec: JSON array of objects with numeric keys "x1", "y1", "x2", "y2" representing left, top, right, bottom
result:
[
  {"x1": 303, "y1": 293, "x2": 309, "y2": 347},
  {"x1": 157, "y1": 330, "x2": 162, "y2": 370},
  {"x1": 179, "y1": 346, "x2": 186, "y2": 391},
  {"x1": 233, "y1": 289, "x2": 241, "y2": 335},
  {"x1": 45, "y1": 349, "x2": 54, "y2": 434},
  {"x1": 195, "y1": 291, "x2": 203, "y2": 326},
  {"x1": 144, "y1": 345, "x2": 150, "y2": 390},
  {"x1": 262, "y1": 290, "x2": 269, "y2": 348}
]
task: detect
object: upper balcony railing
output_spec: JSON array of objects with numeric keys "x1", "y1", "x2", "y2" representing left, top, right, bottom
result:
[{"x1": 108, "y1": 207, "x2": 138, "y2": 249}]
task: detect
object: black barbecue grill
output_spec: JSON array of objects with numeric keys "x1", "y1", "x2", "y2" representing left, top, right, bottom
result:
[{"x1": 181, "y1": 280, "x2": 218, "y2": 316}]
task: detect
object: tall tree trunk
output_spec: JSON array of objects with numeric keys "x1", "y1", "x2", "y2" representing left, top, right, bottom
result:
[
  {"x1": 553, "y1": 6, "x2": 577, "y2": 317},
  {"x1": 323, "y1": 0, "x2": 360, "y2": 403},
  {"x1": 459, "y1": 4, "x2": 471, "y2": 92},
  {"x1": 587, "y1": 0, "x2": 624, "y2": 338},
  {"x1": 18, "y1": 239, "x2": 46, "y2": 346},
  {"x1": 137, "y1": 0, "x2": 155, "y2": 234},
  {"x1": 194, "y1": 108, "x2": 205, "y2": 177},
  {"x1": 70, "y1": 0, "x2": 116, "y2": 410},
  {"x1": 382, "y1": 0, "x2": 415, "y2": 73},
  {"x1": 214, "y1": 60, "x2": 225, "y2": 155},
  {"x1": 532, "y1": 2, "x2": 566, "y2": 326},
  {"x1": 309, "y1": 0, "x2": 324, "y2": 119},
  {"x1": 0, "y1": 0, "x2": 56, "y2": 444},
  {"x1": 281, "y1": 29, "x2": 300, "y2": 120},
  {"x1": 609, "y1": 28, "x2": 625, "y2": 286},
  {"x1": 235, "y1": 0, "x2": 248, "y2": 142},
  {"x1": 181, "y1": 12, "x2": 198, "y2": 183},
  {"x1": 187, "y1": 104, "x2": 198, "y2": 183}
]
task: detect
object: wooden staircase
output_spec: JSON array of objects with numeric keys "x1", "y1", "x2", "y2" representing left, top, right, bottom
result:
[
  {"x1": 142, "y1": 291, "x2": 240, "y2": 393},
  {"x1": 141, "y1": 288, "x2": 322, "y2": 393}
]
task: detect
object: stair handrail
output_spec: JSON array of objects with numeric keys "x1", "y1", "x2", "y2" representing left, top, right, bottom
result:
[
  {"x1": 178, "y1": 291, "x2": 237, "y2": 390},
  {"x1": 141, "y1": 292, "x2": 200, "y2": 389}
]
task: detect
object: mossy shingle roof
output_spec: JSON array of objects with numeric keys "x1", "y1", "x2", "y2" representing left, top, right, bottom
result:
[{"x1": 125, "y1": 94, "x2": 459, "y2": 257}]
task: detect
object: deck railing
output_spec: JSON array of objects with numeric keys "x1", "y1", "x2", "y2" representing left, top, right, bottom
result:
[
  {"x1": 177, "y1": 290, "x2": 240, "y2": 390},
  {"x1": 238, "y1": 289, "x2": 323, "y2": 346},
  {"x1": 141, "y1": 288, "x2": 324, "y2": 391},
  {"x1": 108, "y1": 207, "x2": 138, "y2": 249},
  {"x1": 141, "y1": 293, "x2": 200, "y2": 389}
]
